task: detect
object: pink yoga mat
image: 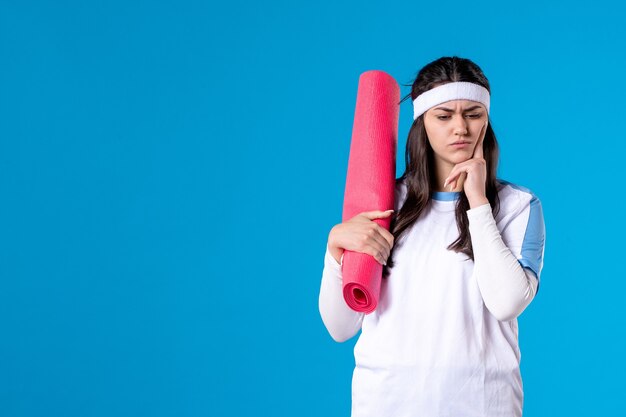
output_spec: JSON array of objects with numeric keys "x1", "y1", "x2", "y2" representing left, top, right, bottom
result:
[{"x1": 342, "y1": 70, "x2": 399, "y2": 314}]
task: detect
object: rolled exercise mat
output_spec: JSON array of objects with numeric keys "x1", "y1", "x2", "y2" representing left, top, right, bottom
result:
[{"x1": 341, "y1": 70, "x2": 399, "y2": 314}]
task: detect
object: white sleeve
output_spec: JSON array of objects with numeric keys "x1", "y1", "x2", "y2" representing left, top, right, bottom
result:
[
  {"x1": 318, "y1": 244, "x2": 365, "y2": 342},
  {"x1": 467, "y1": 203, "x2": 539, "y2": 322}
]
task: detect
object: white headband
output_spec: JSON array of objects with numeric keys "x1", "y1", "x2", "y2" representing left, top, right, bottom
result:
[{"x1": 412, "y1": 81, "x2": 490, "y2": 120}]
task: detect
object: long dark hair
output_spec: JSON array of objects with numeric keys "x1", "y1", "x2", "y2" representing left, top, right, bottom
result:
[{"x1": 382, "y1": 56, "x2": 501, "y2": 278}]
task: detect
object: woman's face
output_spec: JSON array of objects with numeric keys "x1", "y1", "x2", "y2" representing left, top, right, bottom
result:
[{"x1": 423, "y1": 99, "x2": 488, "y2": 169}]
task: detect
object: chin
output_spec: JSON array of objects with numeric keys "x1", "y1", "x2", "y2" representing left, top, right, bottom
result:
[{"x1": 449, "y1": 153, "x2": 471, "y2": 163}]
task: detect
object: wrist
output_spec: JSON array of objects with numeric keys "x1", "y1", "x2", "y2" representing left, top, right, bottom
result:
[
  {"x1": 328, "y1": 227, "x2": 344, "y2": 264},
  {"x1": 328, "y1": 245, "x2": 344, "y2": 266},
  {"x1": 468, "y1": 196, "x2": 489, "y2": 209}
]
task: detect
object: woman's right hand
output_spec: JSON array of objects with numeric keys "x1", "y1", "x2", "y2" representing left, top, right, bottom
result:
[{"x1": 328, "y1": 209, "x2": 395, "y2": 266}]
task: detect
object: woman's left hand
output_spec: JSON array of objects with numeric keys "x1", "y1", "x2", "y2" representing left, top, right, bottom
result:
[{"x1": 443, "y1": 121, "x2": 490, "y2": 208}]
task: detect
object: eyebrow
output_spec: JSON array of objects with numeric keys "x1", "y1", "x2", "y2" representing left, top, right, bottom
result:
[{"x1": 433, "y1": 105, "x2": 483, "y2": 112}]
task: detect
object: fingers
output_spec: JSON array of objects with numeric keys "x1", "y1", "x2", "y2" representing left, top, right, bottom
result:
[
  {"x1": 359, "y1": 209, "x2": 394, "y2": 221},
  {"x1": 443, "y1": 175, "x2": 454, "y2": 191},
  {"x1": 445, "y1": 121, "x2": 488, "y2": 191},
  {"x1": 378, "y1": 226, "x2": 395, "y2": 249},
  {"x1": 354, "y1": 221, "x2": 394, "y2": 265},
  {"x1": 444, "y1": 169, "x2": 463, "y2": 191},
  {"x1": 367, "y1": 223, "x2": 395, "y2": 265},
  {"x1": 344, "y1": 210, "x2": 396, "y2": 265},
  {"x1": 368, "y1": 211, "x2": 395, "y2": 258},
  {"x1": 450, "y1": 171, "x2": 467, "y2": 192},
  {"x1": 472, "y1": 121, "x2": 488, "y2": 159}
]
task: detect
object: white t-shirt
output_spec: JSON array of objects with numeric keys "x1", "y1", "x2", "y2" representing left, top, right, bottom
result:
[{"x1": 319, "y1": 178, "x2": 546, "y2": 417}]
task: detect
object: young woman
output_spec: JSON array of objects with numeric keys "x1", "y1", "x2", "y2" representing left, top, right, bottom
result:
[{"x1": 318, "y1": 56, "x2": 546, "y2": 417}]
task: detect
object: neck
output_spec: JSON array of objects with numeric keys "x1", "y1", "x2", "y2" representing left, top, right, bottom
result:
[{"x1": 434, "y1": 159, "x2": 456, "y2": 192}]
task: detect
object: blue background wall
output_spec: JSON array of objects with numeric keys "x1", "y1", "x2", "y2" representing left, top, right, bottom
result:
[{"x1": 1, "y1": 0, "x2": 624, "y2": 415}]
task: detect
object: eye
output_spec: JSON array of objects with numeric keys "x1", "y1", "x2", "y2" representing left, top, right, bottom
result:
[{"x1": 436, "y1": 113, "x2": 482, "y2": 120}]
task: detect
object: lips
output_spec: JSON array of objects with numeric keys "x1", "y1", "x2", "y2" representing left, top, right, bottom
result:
[{"x1": 451, "y1": 141, "x2": 470, "y2": 145}]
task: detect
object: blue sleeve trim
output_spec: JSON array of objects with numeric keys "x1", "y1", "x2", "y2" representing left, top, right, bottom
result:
[
  {"x1": 518, "y1": 259, "x2": 539, "y2": 280},
  {"x1": 520, "y1": 195, "x2": 545, "y2": 281},
  {"x1": 498, "y1": 179, "x2": 545, "y2": 295}
]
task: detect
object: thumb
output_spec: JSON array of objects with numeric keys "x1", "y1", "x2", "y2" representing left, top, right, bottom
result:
[{"x1": 360, "y1": 209, "x2": 394, "y2": 220}]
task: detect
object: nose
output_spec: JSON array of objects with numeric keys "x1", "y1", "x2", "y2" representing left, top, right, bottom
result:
[{"x1": 453, "y1": 115, "x2": 468, "y2": 136}]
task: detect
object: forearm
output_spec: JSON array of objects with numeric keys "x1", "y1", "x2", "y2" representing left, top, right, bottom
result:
[
  {"x1": 467, "y1": 203, "x2": 538, "y2": 321},
  {"x1": 318, "y1": 244, "x2": 364, "y2": 342}
]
